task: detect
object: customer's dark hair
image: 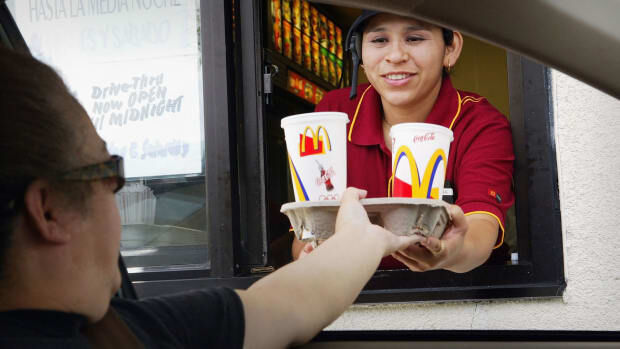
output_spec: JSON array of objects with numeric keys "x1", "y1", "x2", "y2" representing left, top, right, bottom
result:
[{"x1": 0, "y1": 47, "x2": 89, "y2": 279}]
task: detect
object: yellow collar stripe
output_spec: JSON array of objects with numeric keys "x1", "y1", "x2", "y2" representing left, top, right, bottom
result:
[
  {"x1": 348, "y1": 85, "x2": 374, "y2": 142},
  {"x1": 348, "y1": 86, "x2": 483, "y2": 136},
  {"x1": 449, "y1": 92, "x2": 485, "y2": 130},
  {"x1": 448, "y1": 90, "x2": 463, "y2": 130}
]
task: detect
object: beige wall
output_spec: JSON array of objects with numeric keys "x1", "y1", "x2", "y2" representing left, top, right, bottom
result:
[{"x1": 327, "y1": 70, "x2": 620, "y2": 331}]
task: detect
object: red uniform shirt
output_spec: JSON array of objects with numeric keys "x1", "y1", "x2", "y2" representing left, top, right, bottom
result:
[{"x1": 316, "y1": 77, "x2": 515, "y2": 268}]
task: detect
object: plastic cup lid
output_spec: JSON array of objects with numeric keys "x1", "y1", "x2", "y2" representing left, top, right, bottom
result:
[{"x1": 281, "y1": 112, "x2": 349, "y2": 128}]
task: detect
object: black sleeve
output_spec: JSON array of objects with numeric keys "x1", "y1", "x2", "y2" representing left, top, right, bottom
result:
[{"x1": 111, "y1": 288, "x2": 245, "y2": 349}]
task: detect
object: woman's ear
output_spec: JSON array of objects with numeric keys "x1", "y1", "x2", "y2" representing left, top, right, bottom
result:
[
  {"x1": 23, "y1": 179, "x2": 72, "y2": 244},
  {"x1": 444, "y1": 31, "x2": 464, "y2": 70}
]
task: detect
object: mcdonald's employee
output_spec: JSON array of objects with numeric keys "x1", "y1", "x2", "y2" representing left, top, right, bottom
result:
[{"x1": 292, "y1": 10, "x2": 515, "y2": 273}]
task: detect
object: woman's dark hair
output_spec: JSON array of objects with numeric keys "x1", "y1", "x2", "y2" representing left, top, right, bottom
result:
[
  {"x1": 442, "y1": 28, "x2": 454, "y2": 46},
  {"x1": 441, "y1": 28, "x2": 455, "y2": 76},
  {"x1": 0, "y1": 47, "x2": 89, "y2": 280}
]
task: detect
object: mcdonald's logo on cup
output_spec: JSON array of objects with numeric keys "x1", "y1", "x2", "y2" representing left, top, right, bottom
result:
[
  {"x1": 299, "y1": 126, "x2": 331, "y2": 157},
  {"x1": 281, "y1": 112, "x2": 348, "y2": 202},
  {"x1": 388, "y1": 123, "x2": 453, "y2": 200}
]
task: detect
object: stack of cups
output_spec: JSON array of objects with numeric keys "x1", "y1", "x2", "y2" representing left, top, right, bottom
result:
[{"x1": 389, "y1": 123, "x2": 454, "y2": 199}]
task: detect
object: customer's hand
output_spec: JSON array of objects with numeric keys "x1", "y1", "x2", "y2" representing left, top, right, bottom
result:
[
  {"x1": 336, "y1": 188, "x2": 424, "y2": 257},
  {"x1": 294, "y1": 187, "x2": 374, "y2": 261}
]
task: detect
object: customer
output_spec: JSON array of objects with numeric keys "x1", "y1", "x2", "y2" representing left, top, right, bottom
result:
[{"x1": 0, "y1": 47, "x2": 424, "y2": 348}]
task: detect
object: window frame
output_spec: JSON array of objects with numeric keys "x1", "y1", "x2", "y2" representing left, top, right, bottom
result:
[
  {"x1": 352, "y1": 54, "x2": 565, "y2": 303},
  {"x1": 0, "y1": 0, "x2": 27, "y2": 52}
]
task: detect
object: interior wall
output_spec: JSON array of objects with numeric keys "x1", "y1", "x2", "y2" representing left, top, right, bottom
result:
[
  {"x1": 451, "y1": 35, "x2": 509, "y2": 118},
  {"x1": 327, "y1": 70, "x2": 620, "y2": 331}
]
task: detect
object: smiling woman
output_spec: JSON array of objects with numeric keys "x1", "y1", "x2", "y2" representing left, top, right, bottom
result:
[{"x1": 292, "y1": 10, "x2": 515, "y2": 274}]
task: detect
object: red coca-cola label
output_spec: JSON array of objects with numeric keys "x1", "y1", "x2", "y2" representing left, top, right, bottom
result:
[
  {"x1": 315, "y1": 165, "x2": 336, "y2": 191},
  {"x1": 412, "y1": 132, "x2": 435, "y2": 144}
]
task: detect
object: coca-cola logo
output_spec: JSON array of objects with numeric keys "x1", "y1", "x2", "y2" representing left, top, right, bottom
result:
[
  {"x1": 315, "y1": 166, "x2": 336, "y2": 186},
  {"x1": 412, "y1": 132, "x2": 435, "y2": 144}
]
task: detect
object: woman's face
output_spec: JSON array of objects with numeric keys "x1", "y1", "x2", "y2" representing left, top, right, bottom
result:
[{"x1": 361, "y1": 14, "x2": 452, "y2": 110}]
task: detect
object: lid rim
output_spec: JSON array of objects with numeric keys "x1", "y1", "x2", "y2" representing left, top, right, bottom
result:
[
  {"x1": 389, "y1": 123, "x2": 454, "y2": 141},
  {"x1": 281, "y1": 112, "x2": 350, "y2": 128}
]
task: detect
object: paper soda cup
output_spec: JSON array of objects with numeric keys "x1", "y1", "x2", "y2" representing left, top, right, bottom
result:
[
  {"x1": 389, "y1": 123, "x2": 453, "y2": 200},
  {"x1": 281, "y1": 112, "x2": 349, "y2": 201}
]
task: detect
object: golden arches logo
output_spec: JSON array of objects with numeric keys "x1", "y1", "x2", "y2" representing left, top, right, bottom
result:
[
  {"x1": 389, "y1": 146, "x2": 447, "y2": 199},
  {"x1": 299, "y1": 125, "x2": 331, "y2": 156}
]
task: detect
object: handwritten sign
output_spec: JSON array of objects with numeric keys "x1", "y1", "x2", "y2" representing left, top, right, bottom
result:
[
  {"x1": 73, "y1": 57, "x2": 202, "y2": 177},
  {"x1": 8, "y1": 0, "x2": 202, "y2": 178}
]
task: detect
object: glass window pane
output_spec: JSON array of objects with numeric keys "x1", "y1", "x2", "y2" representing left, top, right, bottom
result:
[{"x1": 7, "y1": 0, "x2": 208, "y2": 273}]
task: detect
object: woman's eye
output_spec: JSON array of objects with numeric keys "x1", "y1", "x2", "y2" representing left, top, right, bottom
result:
[
  {"x1": 407, "y1": 36, "x2": 424, "y2": 42},
  {"x1": 370, "y1": 37, "x2": 388, "y2": 44}
]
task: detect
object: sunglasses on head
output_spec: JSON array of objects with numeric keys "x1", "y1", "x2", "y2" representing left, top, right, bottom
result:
[{"x1": 59, "y1": 155, "x2": 126, "y2": 193}]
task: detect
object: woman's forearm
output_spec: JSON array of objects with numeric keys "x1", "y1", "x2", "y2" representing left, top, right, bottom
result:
[{"x1": 445, "y1": 215, "x2": 498, "y2": 273}]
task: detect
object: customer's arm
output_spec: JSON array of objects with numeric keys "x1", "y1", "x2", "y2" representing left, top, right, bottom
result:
[{"x1": 237, "y1": 188, "x2": 421, "y2": 349}]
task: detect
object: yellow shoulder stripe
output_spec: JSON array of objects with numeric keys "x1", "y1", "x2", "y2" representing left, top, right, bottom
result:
[{"x1": 462, "y1": 96, "x2": 485, "y2": 105}]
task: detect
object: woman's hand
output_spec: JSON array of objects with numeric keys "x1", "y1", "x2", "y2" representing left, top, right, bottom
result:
[
  {"x1": 391, "y1": 204, "x2": 469, "y2": 271},
  {"x1": 296, "y1": 242, "x2": 314, "y2": 259}
]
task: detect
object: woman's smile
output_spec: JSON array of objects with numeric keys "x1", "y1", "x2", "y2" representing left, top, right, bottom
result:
[{"x1": 382, "y1": 72, "x2": 416, "y2": 86}]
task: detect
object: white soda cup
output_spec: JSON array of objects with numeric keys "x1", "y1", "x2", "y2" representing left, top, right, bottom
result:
[
  {"x1": 389, "y1": 123, "x2": 453, "y2": 200},
  {"x1": 281, "y1": 112, "x2": 349, "y2": 202}
]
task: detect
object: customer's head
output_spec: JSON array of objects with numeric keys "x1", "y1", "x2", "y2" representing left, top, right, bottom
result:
[{"x1": 0, "y1": 48, "x2": 123, "y2": 321}]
